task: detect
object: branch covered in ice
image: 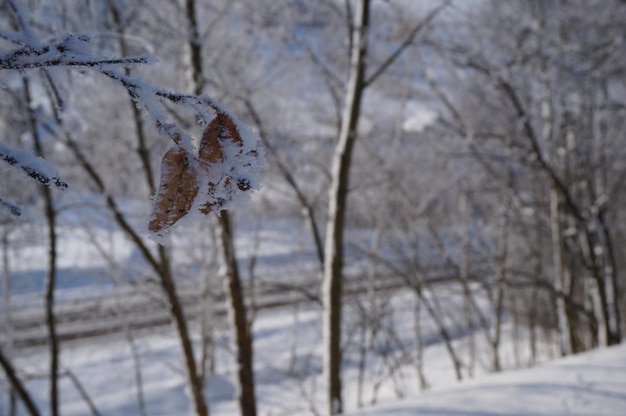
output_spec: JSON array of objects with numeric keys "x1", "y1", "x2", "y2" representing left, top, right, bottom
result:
[
  {"x1": 0, "y1": 0, "x2": 264, "y2": 230},
  {"x1": 0, "y1": 197, "x2": 21, "y2": 217},
  {"x1": 0, "y1": 142, "x2": 67, "y2": 189},
  {"x1": 0, "y1": 34, "x2": 154, "y2": 70},
  {"x1": 94, "y1": 70, "x2": 265, "y2": 243}
]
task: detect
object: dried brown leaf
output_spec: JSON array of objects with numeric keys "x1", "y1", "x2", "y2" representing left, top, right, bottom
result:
[
  {"x1": 149, "y1": 146, "x2": 199, "y2": 235},
  {"x1": 199, "y1": 111, "x2": 243, "y2": 162},
  {"x1": 198, "y1": 112, "x2": 245, "y2": 214}
]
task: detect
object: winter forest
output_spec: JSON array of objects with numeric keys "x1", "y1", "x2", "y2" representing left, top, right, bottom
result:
[{"x1": 1, "y1": 0, "x2": 625, "y2": 415}]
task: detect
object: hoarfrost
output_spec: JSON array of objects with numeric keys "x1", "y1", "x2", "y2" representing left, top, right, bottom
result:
[{"x1": 1, "y1": 0, "x2": 265, "y2": 233}]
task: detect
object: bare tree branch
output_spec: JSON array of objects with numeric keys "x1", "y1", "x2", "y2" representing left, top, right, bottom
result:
[
  {"x1": 0, "y1": 143, "x2": 68, "y2": 189},
  {"x1": 0, "y1": 345, "x2": 41, "y2": 416},
  {"x1": 0, "y1": 35, "x2": 151, "y2": 70},
  {"x1": 364, "y1": 1, "x2": 450, "y2": 87}
]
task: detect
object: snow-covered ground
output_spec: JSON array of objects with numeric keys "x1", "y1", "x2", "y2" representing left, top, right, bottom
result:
[
  {"x1": 353, "y1": 343, "x2": 626, "y2": 416},
  {"x1": 2, "y1": 215, "x2": 625, "y2": 416},
  {"x1": 5, "y1": 299, "x2": 625, "y2": 416}
]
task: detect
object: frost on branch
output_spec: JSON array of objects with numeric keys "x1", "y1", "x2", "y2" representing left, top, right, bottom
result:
[
  {"x1": 0, "y1": 142, "x2": 68, "y2": 218},
  {"x1": 1, "y1": 0, "x2": 264, "y2": 232},
  {"x1": 148, "y1": 110, "x2": 264, "y2": 242},
  {"x1": 0, "y1": 34, "x2": 153, "y2": 71},
  {"x1": 0, "y1": 197, "x2": 22, "y2": 217},
  {"x1": 0, "y1": 142, "x2": 67, "y2": 190}
]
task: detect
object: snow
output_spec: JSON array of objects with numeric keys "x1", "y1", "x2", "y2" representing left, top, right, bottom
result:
[
  {"x1": 352, "y1": 344, "x2": 626, "y2": 416},
  {"x1": 5, "y1": 301, "x2": 626, "y2": 416},
  {"x1": 2, "y1": 211, "x2": 623, "y2": 416},
  {"x1": 0, "y1": 212, "x2": 624, "y2": 415}
]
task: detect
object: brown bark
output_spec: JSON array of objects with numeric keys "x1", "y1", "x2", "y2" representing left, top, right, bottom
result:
[
  {"x1": 24, "y1": 77, "x2": 60, "y2": 416},
  {"x1": 322, "y1": 2, "x2": 447, "y2": 412},
  {"x1": 184, "y1": 1, "x2": 257, "y2": 414},
  {"x1": 159, "y1": 250, "x2": 209, "y2": 416},
  {"x1": 217, "y1": 213, "x2": 257, "y2": 416},
  {"x1": 109, "y1": 4, "x2": 210, "y2": 415},
  {"x1": 322, "y1": 1, "x2": 370, "y2": 414},
  {"x1": 0, "y1": 346, "x2": 40, "y2": 416}
]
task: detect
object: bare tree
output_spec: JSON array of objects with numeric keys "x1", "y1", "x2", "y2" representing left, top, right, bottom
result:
[
  {"x1": 23, "y1": 76, "x2": 61, "y2": 416},
  {"x1": 1, "y1": 2, "x2": 262, "y2": 416},
  {"x1": 427, "y1": 0, "x2": 626, "y2": 356},
  {"x1": 322, "y1": 1, "x2": 370, "y2": 412},
  {"x1": 0, "y1": 345, "x2": 40, "y2": 416},
  {"x1": 322, "y1": 2, "x2": 448, "y2": 412},
  {"x1": 184, "y1": 1, "x2": 257, "y2": 415}
]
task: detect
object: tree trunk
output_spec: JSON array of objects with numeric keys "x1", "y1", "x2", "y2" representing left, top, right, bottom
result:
[
  {"x1": 458, "y1": 187, "x2": 475, "y2": 376},
  {"x1": 323, "y1": 1, "x2": 370, "y2": 414},
  {"x1": 216, "y1": 213, "x2": 257, "y2": 416},
  {"x1": 107, "y1": 5, "x2": 211, "y2": 415},
  {"x1": 597, "y1": 212, "x2": 623, "y2": 343},
  {"x1": 183, "y1": 0, "x2": 257, "y2": 413},
  {"x1": 0, "y1": 346, "x2": 40, "y2": 416},
  {"x1": 413, "y1": 295, "x2": 429, "y2": 390},
  {"x1": 550, "y1": 186, "x2": 572, "y2": 356},
  {"x1": 159, "y1": 250, "x2": 209, "y2": 416},
  {"x1": 24, "y1": 77, "x2": 60, "y2": 416},
  {"x1": 1, "y1": 229, "x2": 15, "y2": 412}
]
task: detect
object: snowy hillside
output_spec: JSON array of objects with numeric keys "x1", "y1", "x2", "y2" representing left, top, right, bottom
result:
[
  {"x1": 8, "y1": 299, "x2": 625, "y2": 416},
  {"x1": 353, "y1": 343, "x2": 626, "y2": 416}
]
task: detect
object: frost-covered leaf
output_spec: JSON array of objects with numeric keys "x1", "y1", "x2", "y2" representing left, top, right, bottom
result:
[
  {"x1": 198, "y1": 111, "x2": 245, "y2": 214},
  {"x1": 1, "y1": 0, "x2": 266, "y2": 238},
  {"x1": 148, "y1": 146, "x2": 199, "y2": 238},
  {"x1": 147, "y1": 109, "x2": 264, "y2": 243}
]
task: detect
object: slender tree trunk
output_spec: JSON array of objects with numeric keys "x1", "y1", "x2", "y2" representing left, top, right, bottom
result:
[
  {"x1": 216, "y1": 213, "x2": 257, "y2": 416},
  {"x1": 419, "y1": 285, "x2": 463, "y2": 381},
  {"x1": 1, "y1": 230, "x2": 17, "y2": 416},
  {"x1": 65, "y1": 131, "x2": 210, "y2": 416},
  {"x1": 199, "y1": 223, "x2": 218, "y2": 383},
  {"x1": 1, "y1": 230, "x2": 13, "y2": 356},
  {"x1": 159, "y1": 250, "x2": 209, "y2": 416},
  {"x1": 127, "y1": 332, "x2": 147, "y2": 416},
  {"x1": 356, "y1": 318, "x2": 367, "y2": 409},
  {"x1": 183, "y1": 0, "x2": 257, "y2": 413},
  {"x1": 321, "y1": 2, "x2": 444, "y2": 410},
  {"x1": 458, "y1": 187, "x2": 475, "y2": 376},
  {"x1": 413, "y1": 295, "x2": 428, "y2": 390},
  {"x1": 0, "y1": 346, "x2": 40, "y2": 416},
  {"x1": 41, "y1": 132, "x2": 60, "y2": 416},
  {"x1": 598, "y1": 212, "x2": 623, "y2": 343},
  {"x1": 65, "y1": 370, "x2": 101, "y2": 416},
  {"x1": 24, "y1": 77, "x2": 60, "y2": 416},
  {"x1": 323, "y1": 1, "x2": 370, "y2": 414},
  {"x1": 108, "y1": 4, "x2": 211, "y2": 415},
  {"x1": 491, "y1": 256, "x2": 506, "y2": 372},
  {"x1": 550, "y1": 187, "x2": 572, "y2": 356}
]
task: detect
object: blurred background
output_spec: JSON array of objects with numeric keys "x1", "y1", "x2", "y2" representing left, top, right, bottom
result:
[{"x1": 1, "y1": 0, "x2": 625, "y2": 415}]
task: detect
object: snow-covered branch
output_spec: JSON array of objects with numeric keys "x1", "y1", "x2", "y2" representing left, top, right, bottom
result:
[
  {"x1": 0, "y1": 142, "x2": 67, "y2": 189},
  {"x1": 0, "y1": 0, "x2": 264, "y2": 237},
  {"x1": 0, "y1": 35, "x2": 153, "y2": 70},
  {"x1": 0, "y1": 196, "x2": 22, "y2": 217}
]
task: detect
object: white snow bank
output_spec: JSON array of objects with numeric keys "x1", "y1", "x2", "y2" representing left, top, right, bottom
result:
[{"x1": 351, "y1": 343, "x2": 626, "y2": 416}]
